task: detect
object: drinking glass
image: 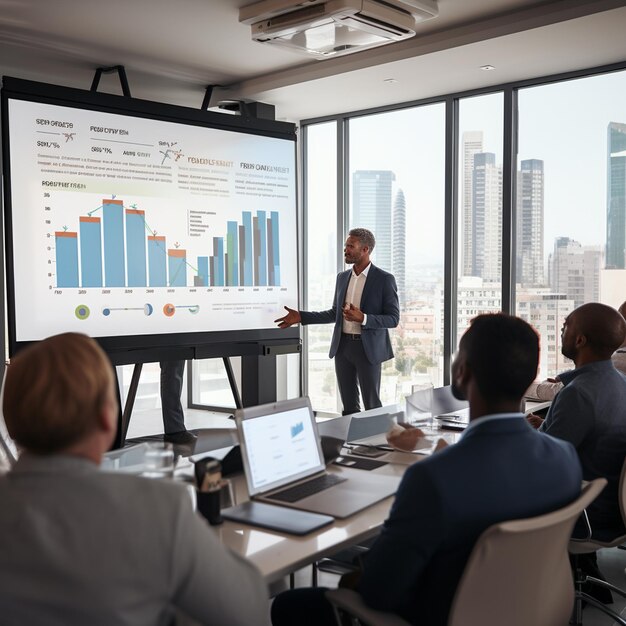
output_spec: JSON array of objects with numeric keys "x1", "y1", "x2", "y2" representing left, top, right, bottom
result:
[
  {"x1": 406, "y1": 382, "x2": 434, "y2": 427},
  {"x1": 142, "y1": 442, "x2": 175, "y2": 479}
]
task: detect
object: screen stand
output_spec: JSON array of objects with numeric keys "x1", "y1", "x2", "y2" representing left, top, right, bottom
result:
[
  {"x1": 241, "y1": 354, "x2": 277, "y2": 406},
  {"x1": 120, "y1": 363, "x2": 143, "y2": 442}
]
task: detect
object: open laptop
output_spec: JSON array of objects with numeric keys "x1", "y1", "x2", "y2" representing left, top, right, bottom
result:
[{"x1": 235, "y1": 397, "x2": 399, "y2": 519}]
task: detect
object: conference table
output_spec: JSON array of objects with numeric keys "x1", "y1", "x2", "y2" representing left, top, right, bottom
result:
[{"x1": 187, "y1": 400, "x2": 551, "y2": 583}]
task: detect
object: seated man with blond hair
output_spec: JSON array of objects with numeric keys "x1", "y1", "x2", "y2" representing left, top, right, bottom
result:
[{"x1": 0, "y1": 333, "x2": 270, "y2": 626}]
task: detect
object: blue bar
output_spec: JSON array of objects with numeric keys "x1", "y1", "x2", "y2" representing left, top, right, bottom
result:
[
  {"x1": 102, "y1": 199, "x2": 126, "y2": 287},
  {"x1": 213, "y1": 237, "x2": 224, "y2": 286},
  {"x1": 271, "y1": 211, "x2": 280, "y2": 286},
  {"x1": 168, "y1": 250, "x2": 187, "y2": 287},
  {"x1": 257, "y1": 210, "x2": 267, "y2": 286},
  {"x1": 226, "y1": 221, "x2": 239, "y2": 286},
  {"x1": 198, "y1": 256, "x2": 209, "y2": 286},
  {"x1": 243, "y1": 211, "x2": 253, "y2": 286},
  {"x1": 125, "y1": 210, "x2": 147, "y2": 287},
  {"x1": 55, "y1": 232, "x2": 79, "y2": 288},
  {"x1": 148, "y1": 236, "x2": 167, "y2": 287},
  {"x1": 79, "y1": 217, "x2": 102, "y2": 288}
]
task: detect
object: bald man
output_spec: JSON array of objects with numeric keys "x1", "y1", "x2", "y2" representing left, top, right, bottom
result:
[{"x1": 529, "y1": 303, "x2": 626, "y2": 540}]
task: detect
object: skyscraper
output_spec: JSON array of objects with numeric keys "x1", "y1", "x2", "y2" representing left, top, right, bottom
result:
[
  {"x1": 606, "y1": 122, "x2": 626, "y2": 269},
  {"x1": 516, "y1": 159, "x2": 545, "y2": 286},
  {"x1": 472, "y1": 152, "x2": 502, "y2": 281},
  {"x1": 461, "y1": 131, "x2": 483, "y2": 277},
  {"x1": 392, "y1": 188, "x2": 406, "y2": 306},
  {"x1": 352, "y1": 170, "x2": 395, "y2": 271},
  {"x1": 516, "y1": 289, "x2": 574, "y2": 377},
  {"x1": 549, "y1": 236, "x2": 602, "y2": 307}
]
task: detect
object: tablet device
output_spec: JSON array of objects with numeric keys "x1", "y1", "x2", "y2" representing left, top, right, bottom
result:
[{"x1": 221, "y1": 501, "x2": 334, "y2": 535}]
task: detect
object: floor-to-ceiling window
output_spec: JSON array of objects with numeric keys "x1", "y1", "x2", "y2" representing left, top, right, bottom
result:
[
  {"x1": 304, "y1": 122, "x2": 339, "y2": 412},
  {"x1": 515, "y1": 70, "x2": 626, "y2": 378},
  {"x1": 348, "y1": 105, "x2": 446, "y2": 403},
  {"x1": 456, "y1": 93, "x2": 504, "y2": 347},
  {"x1": 303, "y1": 64, "x2": 626, "y2": 412},
  {"x1": 305, "y1": 105, "x2": 448, "y2": 411}
]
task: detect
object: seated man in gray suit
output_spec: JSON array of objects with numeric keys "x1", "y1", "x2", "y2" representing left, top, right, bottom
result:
[
  {"x1": 0, "y1": 333, "x2": 270, "y2": 626},
  {"x1": 271, "y1": 314, "x2": 582, "y2": 626},
  {"x1": 528, "y1": 302, "x2": 626, "y2": 539}
]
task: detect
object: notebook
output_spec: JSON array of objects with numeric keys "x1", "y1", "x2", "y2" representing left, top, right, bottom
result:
[{"x1": 235, "y1": 397, "x2": 399, "y2": 519}]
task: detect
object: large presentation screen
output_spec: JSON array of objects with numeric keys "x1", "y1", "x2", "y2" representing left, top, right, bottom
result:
[{"x1": 2, "y1": 79, "x2": 298, "y2": 355}]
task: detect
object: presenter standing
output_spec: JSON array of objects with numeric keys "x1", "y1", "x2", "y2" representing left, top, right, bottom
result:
[{"x1": 276, "y1": 228, "x2": 399, "y2": 415}]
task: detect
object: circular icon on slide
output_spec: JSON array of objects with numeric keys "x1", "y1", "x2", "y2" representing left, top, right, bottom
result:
[
  {"x1": 163, "y1": 303, "x2": 175, "y2": 317},
  {"x1": 102, "y1": 307, "x2": 111, "y2": 316},
  {"x1": 144, "y1": 303, "x2": 154, "y2": 316},
  {"x1": 75, "y1": 305, "x2": 90, "y2": 320}
]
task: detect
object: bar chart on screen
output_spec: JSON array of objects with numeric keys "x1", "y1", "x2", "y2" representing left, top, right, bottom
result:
[{"x1": 52, "y1": 195, "x2": 282, "y2": 290}]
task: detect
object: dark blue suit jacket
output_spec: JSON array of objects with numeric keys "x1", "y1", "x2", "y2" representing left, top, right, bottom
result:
[
  {"x1": 358, "y1": 416, "x2": 582, "y2": 626},
  {"x1": 299, "y1": 264, "x2": 399, "y2": 365}
]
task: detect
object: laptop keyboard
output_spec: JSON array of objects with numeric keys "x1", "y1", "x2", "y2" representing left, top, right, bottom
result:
[{"x1": 267, "y1": 473, "x2": 347, "y2": 503}]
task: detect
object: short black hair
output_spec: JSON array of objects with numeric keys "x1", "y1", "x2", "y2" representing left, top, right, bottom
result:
[
  {"x1": 460, "y1": 313, "x2": 539, "y2": 402},
  {"x1": 348, "y1": 228, "x2": 375, "y2": 252}
]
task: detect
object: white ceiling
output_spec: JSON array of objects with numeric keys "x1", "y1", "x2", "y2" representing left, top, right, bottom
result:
[{"x1": 0, "y1": 0, "x2": 625, "y2": 122}]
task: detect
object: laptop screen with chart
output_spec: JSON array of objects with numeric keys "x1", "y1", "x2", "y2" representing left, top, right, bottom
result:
[
  {"x1": 236, "y1": 397, "x2": 400, "y2": 519},
  {"x1": 240, "y1": 399, "x2": 325, "y2": 496}
]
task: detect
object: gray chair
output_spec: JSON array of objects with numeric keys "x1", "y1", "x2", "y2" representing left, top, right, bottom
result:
[
  {"x1": 569, "y1": 458, "x2": 626, "y2": 626},
  {"x1": 326, "y1": 478, "x2": 607, "y2": 626}
]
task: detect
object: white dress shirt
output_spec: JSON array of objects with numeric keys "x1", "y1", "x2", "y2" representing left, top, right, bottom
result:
[{"x1": 342, "y1": 263, "x2": 370, "y2": 334}]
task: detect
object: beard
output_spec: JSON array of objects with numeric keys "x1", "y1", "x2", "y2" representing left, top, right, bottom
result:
[{"x1": 561, "y1": 341, "x2": 577, "y2": 361}]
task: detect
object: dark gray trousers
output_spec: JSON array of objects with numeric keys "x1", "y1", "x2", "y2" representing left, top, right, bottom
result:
[
  {"x1": 160, "y1": 360, "x2": 186, "y2": 433},
  {"x1": 334, "y1": 334, "x2": 382, "y2": 416}
]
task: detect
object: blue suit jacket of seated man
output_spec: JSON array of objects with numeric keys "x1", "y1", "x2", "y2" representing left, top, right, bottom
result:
[{"x1": 357, "y1": 415, "x2": 582, "y2": 626}]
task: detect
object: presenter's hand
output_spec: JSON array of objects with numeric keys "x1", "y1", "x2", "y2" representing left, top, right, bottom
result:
[
  {"x1": 527, "y1": 413, "x2": 544, "y2": 429},
  {"x1": 386, "y1": 423, "x2": 426, "y2": 452},
  {"x1": 343, "y1": 303, "x2": 364, "y2": 323},
  {"x1": 274, "y1": 306, "x2": 301, "y2": 328}
]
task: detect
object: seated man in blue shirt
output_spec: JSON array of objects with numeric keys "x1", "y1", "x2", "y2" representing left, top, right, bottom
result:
[
  {"x1": 271, "y1": 314, "x2": 582, "y2": 626},
  {"x1": 528, "y1": 302, "x2": 626, "y2": 539}
]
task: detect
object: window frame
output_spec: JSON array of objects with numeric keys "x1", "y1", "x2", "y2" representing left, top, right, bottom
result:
[{"x1": 301, "y1": 60, "x2": 626, "y2": 399}]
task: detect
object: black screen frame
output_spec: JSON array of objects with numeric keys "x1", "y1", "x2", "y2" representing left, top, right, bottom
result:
[{"x1": 1, "y1": 77, "x2": 300, "y2": 359}]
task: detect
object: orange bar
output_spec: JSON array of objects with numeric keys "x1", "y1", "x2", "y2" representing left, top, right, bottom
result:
[
  {"x1": 167, "y1": 249, "x2": 186, "y2": 258},
  {"x1": 125, "y1": 209, "x2": 145, "y2": 216},
  {"x1": 79, "y1": 216, "x2": 100, "y2": 223},
  {"x1": 103, "y1": 198, "x2": 123, "y2": 205},
  {"x1": 55, "y1": 231, "x2": 77, "y2": 238},
  {"x1": 148, "y1": 236, "x2": 165, "y2": 242}
]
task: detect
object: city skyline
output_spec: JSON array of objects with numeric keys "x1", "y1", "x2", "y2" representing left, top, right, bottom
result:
[{"x1": 305, "y1": 71, "x2": 626, "y2": 409}]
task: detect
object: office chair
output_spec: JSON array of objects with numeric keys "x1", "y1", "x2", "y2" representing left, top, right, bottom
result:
[
  {"x1": 326, "y1": 478, "x2": 607, "y2": 626},
  {"x1": 569, "y1": 458, "x2": 626, "y2": 626}
]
